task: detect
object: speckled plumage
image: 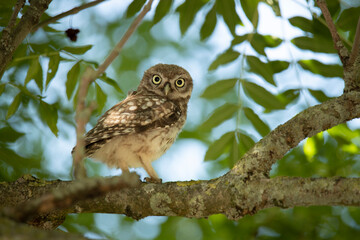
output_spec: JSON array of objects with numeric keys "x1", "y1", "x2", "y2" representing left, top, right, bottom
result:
[{"x1": 75, "y1": 64, "x2": 193, "y2": 181}]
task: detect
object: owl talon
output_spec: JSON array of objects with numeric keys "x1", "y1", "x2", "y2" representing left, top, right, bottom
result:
[{"x1": 144, "y1": 177, "x2": 162, "y2": 184}]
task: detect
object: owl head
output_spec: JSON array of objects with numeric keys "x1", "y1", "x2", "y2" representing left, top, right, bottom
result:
[{"x1": 137, "y1": 64, "x2": 193, "y2": 102}]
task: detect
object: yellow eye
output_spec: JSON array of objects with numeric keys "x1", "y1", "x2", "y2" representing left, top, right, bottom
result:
[
  {"x1": 175, "y1": 78, "x2": 185, "y2": 88},
  {"x1": 152, "y1": 75, "x2": 162, "y2": 85}
]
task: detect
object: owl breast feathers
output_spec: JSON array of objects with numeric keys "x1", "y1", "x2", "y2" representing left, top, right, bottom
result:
[{"x1": 73, "y1": 64, "x2": 193, "y2": 182}]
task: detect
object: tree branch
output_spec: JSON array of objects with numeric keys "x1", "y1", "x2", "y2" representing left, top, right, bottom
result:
[
  {"x1": 32, "y1": 0, "x2": 107, "y2": 32},
  {"x1": 3, "y1": 172, "x2": 140, "y2": 224},
  {"x1": 72, "y1": 0, "x2": 154, "y2": 178},
  {"x1": 230, "y1": 92, "x2": 360, "y2": 178},
  {"x1": 0, "y1": 0, "x2": 53, "y2": 78},
  {"x1": 316, "y1": 0, "x2": 349, "y2": 65},
  {"x1": 1, "y1": 175, "x2": 360, "y2": 226}
]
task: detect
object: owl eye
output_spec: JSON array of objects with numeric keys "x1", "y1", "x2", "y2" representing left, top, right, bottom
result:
[
  {"x1": 152, "y1": 75, "x2": 162, "y2": 85},
  {"x1": 175, "y1": 78, "x2": 185, "y2": 88}
]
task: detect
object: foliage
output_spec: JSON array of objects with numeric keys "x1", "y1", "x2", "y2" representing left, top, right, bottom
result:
[{"x1": 1, "y1": 0, "x2": 360, "y2": 239}]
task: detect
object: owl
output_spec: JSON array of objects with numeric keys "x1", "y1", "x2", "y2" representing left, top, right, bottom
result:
[{"x1": 74, "y1": 64, "x2": 193, "y2": 183}]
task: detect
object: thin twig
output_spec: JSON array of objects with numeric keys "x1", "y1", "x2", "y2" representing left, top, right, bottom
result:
[
  {"x1": 72, "y1": 0, "x2": 154, "y2": 178},
  {"x1": 349, "y1": 17, "x2": 360, "y2": 66},
  {"x1": 316, "y1": 0, "x2": 349, "y2": 65},
  {"x1": 32, "y1": 0, "x2": 106, "y2": 32},
  {"x1": 5, "y1": 0, "x2": 25, "y2": 31},
  {"x1": 3, "y1": 172, "x2": 141, "y2": 223},
  {"x1": 95, "y1": 0, "x2": 154, "y2": 76}
]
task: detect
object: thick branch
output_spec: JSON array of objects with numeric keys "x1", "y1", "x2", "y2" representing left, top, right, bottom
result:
[
  {"x1": 316, "y1": 0, "x2": 349, "y2": 65},
  {"x1": 0, "y1": 0, "x2": 52, "y2": 78},
  {"x1": 231, "y1": 92, "x2": 360, "y2": 178},
  {"x1": 349, "y1": 17, "x2": 360, "y2": 66},
  {"x1": 1, "y1": 175, "x2": 360, "y2": 224},
  {"x1": 32, "y1": 0, "x2": 106, "y2": 32}
]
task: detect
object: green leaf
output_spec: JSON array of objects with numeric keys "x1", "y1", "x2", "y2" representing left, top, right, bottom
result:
[
  {"x1": 126, "y1": 0, "x2": 146, "y2": 18},
  {"x1": 243, "y1": 107, "x2": 270, "y2": 137},
  {"x1": 309, "y1": 89, "x2": 330, "y2": 102},
  {"x1": 298, "y1": 59, "x2": 343, "y2": 78},
  {"x1": 242, "y1": 81, "x2": 285, "y2": 110},
  {"x1": 200, "y1": 78, "x2": 238, "y2": 99},
  {"x1": 66, "y1": 61, "x2": 81, "y2": 100},
  {"x1": 176, "y1": 0, "x2": 206, "y2": 35},
  {"x1": 0, "y1": 83, "x2": 5, "y2": 96},
  {"x1": 231, "y1": 34, "x2": 248, "y2": 46},
  {"x1": 62, "y1": 45, "x2": 93, "y2": 55},
  {"x1": 264, "y1": 0, "x2": 281, "y2": 16},
  {"x1": 209, "y1": 49, "x2": 240, "y2": 71},
  {"x1": 200, "y1": 5, "x2": 217, "y2": 40},
  {"x1": 291, "y1": 36, "x2": 336, "y2": 53},
  {"x1": 25, "y1": 56, "x2": 42, "y2": 92},
  {"x1": 216, "y1": 0, "x2": 242, "y2": 35},
  {"x1": 6, "y1": 93, "x2": 22, "y2": 119},
  {"x1": 337, "y1": 7, "x2": 360, "y2": 32},
  {"x1": 46, "y1": 52, "x2": 60, "y2": 88},
  {"x1": 277, "y1": 89, "x2": 300, "y2": 105},
  {"x1": 99, "y1": 75, "x2": 123, "y2": 93},
  {"x1": 95, "y1": 83, "x2": 107, "y2": 113},
  {"x1": 0, "y1": 126, "x2": 24, "y2": 143},
  {"x1": 268, "y1": 60, "x2": 290, "y2": 73},
  {"x1": 250, "y1": 34, "x2": 282, "y2": 55},
  {"x1": 39, "y1": 101, "x2": 58, "y2": 136},
  {"x1": 289, "y1": 17, "x2": 331, "y2": 38},
  {"x1": 199, "y1": 103, "x2": 239, "y2": 131},
  {"x1": 237, "y1": 131, "x2": 255, "y2": 156},
  {"x1": 247, "y1": 56, "x2": 275, "y2": 85},
  {"x1": 240, "y1": 0, "x2": 259, "y2": 28},
  {"x1": 204, "y1": 132, "x2": 234, "y2": 161},
  {"x1": 153, "y1": 0, "x2": 173, "y2": 25}
]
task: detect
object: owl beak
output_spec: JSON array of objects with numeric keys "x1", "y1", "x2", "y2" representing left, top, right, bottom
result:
[{"x1": 164, "y1": 83, "x2": 171, "y2": 96}]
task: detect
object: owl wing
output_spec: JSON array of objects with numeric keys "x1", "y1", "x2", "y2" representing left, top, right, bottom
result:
[{"x1": 83, "y1": 95, "x2": 181, "y2": 155}]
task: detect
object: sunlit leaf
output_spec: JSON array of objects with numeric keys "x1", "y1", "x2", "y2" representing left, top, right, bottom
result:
[
  {"x1": 243, "y1": 107, "x2": 270, "y2": 137},
  {"x1": 291, "y1": 36, "x2": 336, "y2": 53},
  {"x1": 204, "y1": 132, "x2": 234, "y2": 161},
  {"x1": 6, "y1": 93, "x2": 22, "y2": 119},
  {"x1": 247, "y1": 56, "x2": 275, "y2": 85},
  {"x1": 200, "y1": 5, "x2": 217, "y2": 40},
  {"x1": 231, "y1": 34, "x2": 248, "y2": 46},
  {"x1": 46, "y1": 52, "x2": 60, "y2": 88},
  {"x1": 199, "y1": 103, "x2": 239, "y2": 130},
  {"x1": 126, "y1": 0, "x2": 146, "y2": 18},
  {"x1": 309, "y1": 89, "x2": 330, "y2": 102},
  {"x1": 209, "y1": 49, "x2": 240, "y2": 71},
  {"x1": 298, "y1": 59, "x2": 342, "y2": 78},
  {"x1": 95, "y1": 83, "x2": 107, "y2": 113},
  {"x1": 62, "y1": 45, "x2": 93, "y2": 55},
  {"x1": 39, "y1": 101, "x2": 58, "y2": 136},
  {"x1": 200, "y1": 78, "x2": 238, "y2": 99},
  {"x1": 242, "y1": 81, "x2": 285, "y2": 109},
  {"x1": 66, "y1": 61, "x2": 81, "y2": 100},
  {"x1": 153, "y1": 0, "x2": 173, "y2": 25},
  {"x1": 216, "y1": 0, "x2": 242, "y2": 35},
  {"x1": 240, "y1": 0, "x2": 259, "y2": 28},
  {"x1": 264, "y1": 0, "x2": 281, "y2": 16}
]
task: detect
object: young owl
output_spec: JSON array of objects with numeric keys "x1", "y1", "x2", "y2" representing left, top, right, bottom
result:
[{"x1": 75, "y1": 64, "x2": 193, "y2": 182}]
